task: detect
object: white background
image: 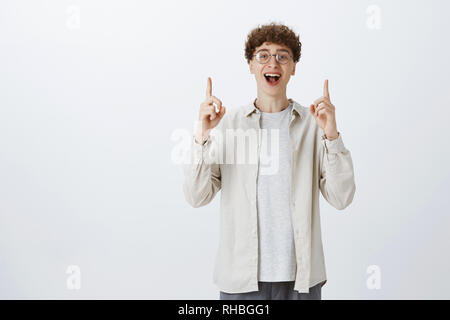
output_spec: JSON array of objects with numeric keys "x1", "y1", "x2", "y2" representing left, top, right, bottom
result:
[{"x1": 1, "y1": 0, "x2": 449, "y2": 299}]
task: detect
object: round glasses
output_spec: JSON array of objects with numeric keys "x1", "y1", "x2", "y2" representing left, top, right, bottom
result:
[{"x1": 253, "y1": 50, "x2": 293, "y2": 64}]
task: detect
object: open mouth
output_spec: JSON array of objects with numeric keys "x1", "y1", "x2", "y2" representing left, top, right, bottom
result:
[{"x1": 264, "y1": 73, "x2": 281, "y2": 86}]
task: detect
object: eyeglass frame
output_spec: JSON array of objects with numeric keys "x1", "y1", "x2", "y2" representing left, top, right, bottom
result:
[{"x1": 252, "y1": 49, "x2": 293, "y2": 65}]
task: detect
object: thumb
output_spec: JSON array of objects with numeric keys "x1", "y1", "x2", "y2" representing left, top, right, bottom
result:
[
  {"x1": 219, "y1": 106, "x2": 226, "y2": 118},
  {"x1": 309, "y1": 104, "x2": 315, "y2": 116}
]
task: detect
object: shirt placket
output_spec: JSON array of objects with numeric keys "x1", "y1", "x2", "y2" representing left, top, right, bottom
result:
[
  {"x1": 289, "y1": 110, "x2": 299, "y2": 257},
  {"x1": 252, "y1": 109, "x2": 261, "y2": 286},
  {"x1": 288, "y1": 109, "x2": 309, "y2": 289}
]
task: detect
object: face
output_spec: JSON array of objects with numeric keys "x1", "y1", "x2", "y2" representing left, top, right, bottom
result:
[{"x1": 249, "y1": 42, "x2": 296, "y2": 96}]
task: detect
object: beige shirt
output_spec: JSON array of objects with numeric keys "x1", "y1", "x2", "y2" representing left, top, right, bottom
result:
[{"x1": 182, "y1": 98, "x2": 356, "y2": 294}]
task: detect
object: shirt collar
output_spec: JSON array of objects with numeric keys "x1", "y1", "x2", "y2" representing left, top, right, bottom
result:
[{"x1": 244, "y1": 98, "x2": 305, "y2": 119}]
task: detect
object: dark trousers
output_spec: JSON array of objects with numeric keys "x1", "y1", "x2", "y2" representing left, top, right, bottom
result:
[{"x1": 219, "y1": 281, "x2": 322, "y2": 300}]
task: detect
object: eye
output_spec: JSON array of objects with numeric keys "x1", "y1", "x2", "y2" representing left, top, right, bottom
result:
[
  {"x1": 258, "y1": 52, "x2": 269, "y2": 59},
  {"x1": 278, "y1": 54, "x2": 289, "y2": 62}
]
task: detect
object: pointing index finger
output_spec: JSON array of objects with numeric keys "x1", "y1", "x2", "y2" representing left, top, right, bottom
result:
[
  {"x1": 323, "y1": 79, "x2": 330, "y2": 99},
  {"x1": 206, "y1": 77, "x2": 212, "y2": 98}
]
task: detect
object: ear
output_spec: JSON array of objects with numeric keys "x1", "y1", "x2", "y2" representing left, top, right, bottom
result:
[
  {"x1": 249, "y1": 60, "x2": 254, "y2": 74},
  {"x1": 291, "y1": 62, "x2": 297, "y2": 76}
]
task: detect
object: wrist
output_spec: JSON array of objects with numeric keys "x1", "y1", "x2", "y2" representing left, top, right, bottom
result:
[
  {"x1": 194, "y1": 131, "x2": 210, "y2": 145},
  {"x1": 323, "y1": 131, "x2": 339, "y2": 141},
  {"x1": 194, "y1": 134, "x2": 206, "y2": 145},
  {"x1": 194, "y1": 121, "x2": 211, "y2": 145}
]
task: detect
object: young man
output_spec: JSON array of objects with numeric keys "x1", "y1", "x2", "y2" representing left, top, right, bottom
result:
[{"x1": 182, "y1": 23, "x2": 356, "y2": 300}]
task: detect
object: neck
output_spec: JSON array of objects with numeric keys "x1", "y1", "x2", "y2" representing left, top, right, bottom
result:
[{"x1": 254, "y1": 88, "x2": 290, "y2": 113}]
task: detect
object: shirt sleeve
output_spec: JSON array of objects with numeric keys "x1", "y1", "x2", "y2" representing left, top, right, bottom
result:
[
  {"x1": 319, "y1": 132, "x2": 356, "y2": 210},
  {"x1": 182, "y1": 135, "x2": 222, "y2": 208}
]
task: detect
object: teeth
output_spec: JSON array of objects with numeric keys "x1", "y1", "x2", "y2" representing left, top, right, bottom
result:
[{"x1": 264, "y1": 73, "x2": 280, "y2": 77}]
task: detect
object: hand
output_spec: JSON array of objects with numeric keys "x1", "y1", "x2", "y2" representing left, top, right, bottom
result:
[
  {"x1": 309, "y1": 79, "x2": 339, "y2": 140},
  {"x1": 195, "y1": 77, "x2": 226, "y2": 144}
]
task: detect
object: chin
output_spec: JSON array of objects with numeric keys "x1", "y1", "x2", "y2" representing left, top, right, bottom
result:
[{"x1": 262, "y1": 83, "x2": 286, "y2": 94}]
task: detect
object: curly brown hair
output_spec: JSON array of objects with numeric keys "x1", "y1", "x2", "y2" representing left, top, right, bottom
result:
[{"x1": 244, "y1": 22, "x2": 302, "y2": 64}]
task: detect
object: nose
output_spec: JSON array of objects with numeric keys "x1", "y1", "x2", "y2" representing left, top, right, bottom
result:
[{"x1": 267, "y1": 54, "x2": 280, "y2": 68}]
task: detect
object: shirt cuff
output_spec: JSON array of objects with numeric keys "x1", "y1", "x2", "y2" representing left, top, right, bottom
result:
[
  {"x1": 321, "y1": 132, "x2": 347, "y2": 154},
  {"x1": 191, "y1": 135, "x2": 212, "y2": 163}
]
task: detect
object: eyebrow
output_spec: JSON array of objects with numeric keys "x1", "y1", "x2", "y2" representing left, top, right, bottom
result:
[{"x1": 256, "y1": 48, "x2": 290, "y2": 54}]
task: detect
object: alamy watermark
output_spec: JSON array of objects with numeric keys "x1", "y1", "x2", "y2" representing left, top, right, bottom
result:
[
  {"x1": 66, "y1": 265, "x2": 81, "y2": 290},
  {"x1": 66, "y1": 5, "x2": 81, "y2": 30},
  {"x1": 366, "y1": 5, "x2": 382, "y2": 30},
  {"x1": 366, "y1": 264, "x2": 381, "y2": 290},
  {"x1": 171, "y1": 123, "x2": 281, "y2": 176}
]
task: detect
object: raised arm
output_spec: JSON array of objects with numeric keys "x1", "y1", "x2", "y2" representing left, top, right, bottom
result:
[
  {"x1": 311, "y1": 80, "x2": 356, "y2": 210},
  {"x1": 182, "y1": 77, "x2": 226, "y2": 208}
]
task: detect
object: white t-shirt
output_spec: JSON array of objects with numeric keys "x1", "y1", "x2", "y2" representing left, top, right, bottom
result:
[{"x1": 257, "y1": 102, "x2": 296, "y2": 282}]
